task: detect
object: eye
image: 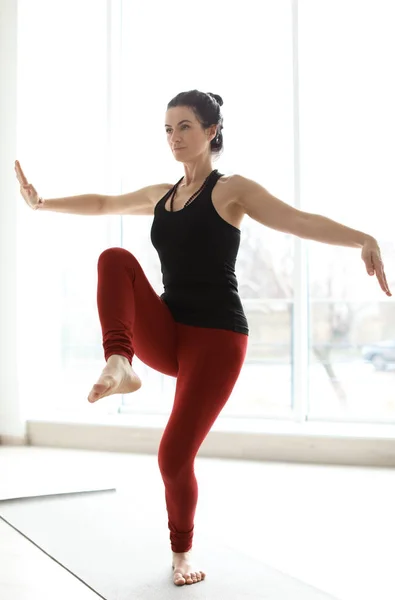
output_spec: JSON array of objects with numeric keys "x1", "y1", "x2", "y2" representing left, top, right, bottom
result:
[{"x1": 165, "y1": 125, "x2": 189, "y2": 134}]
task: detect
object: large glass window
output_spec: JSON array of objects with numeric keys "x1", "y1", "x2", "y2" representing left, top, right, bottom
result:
[
  {"x1": 16, "y1": 0, "x2": 120, "y2": 419},
  {"x1": 17, "y1": 0, "x2": 395, "y2": 424},
  {"x1": 300, "y1": 0, "x2": 395, "y2": 421}
]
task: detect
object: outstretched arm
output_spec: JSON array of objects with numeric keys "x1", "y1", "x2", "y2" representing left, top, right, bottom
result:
[{"x1": 235, "y1": 174, "x2": 391, "y2": 296}]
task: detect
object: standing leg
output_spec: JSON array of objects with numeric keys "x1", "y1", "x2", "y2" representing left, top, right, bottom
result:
[{"x1": 158, "y1": 323, "x2": 248, "y2": 585}]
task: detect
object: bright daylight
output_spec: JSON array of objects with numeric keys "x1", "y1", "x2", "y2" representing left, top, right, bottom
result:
[{"x1": 1, "y1": 0, "x2": 394, "y2": 599}]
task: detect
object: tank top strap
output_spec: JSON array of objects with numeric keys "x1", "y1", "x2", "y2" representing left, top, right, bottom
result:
[{"x1": 203, "y1": 169, "x2": 223, "y2": 193}]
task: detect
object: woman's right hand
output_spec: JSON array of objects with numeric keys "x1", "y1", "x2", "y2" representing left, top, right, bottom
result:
[{"x1": 15, "y1": 160, "x2": 41, "y2": 210}]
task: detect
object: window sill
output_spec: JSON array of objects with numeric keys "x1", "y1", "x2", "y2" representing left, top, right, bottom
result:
[{"x1": 18, "y1": 413, "x2": 395, "y2": 467}]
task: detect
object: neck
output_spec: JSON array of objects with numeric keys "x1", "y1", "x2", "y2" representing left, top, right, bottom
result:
[{"x1": 181, "y1": 160, "x2": 214, "y2": 187}]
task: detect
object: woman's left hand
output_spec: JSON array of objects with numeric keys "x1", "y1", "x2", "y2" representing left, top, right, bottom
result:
[{"x1": 362, "y1": 237, "x2": 392, "y2": 296}]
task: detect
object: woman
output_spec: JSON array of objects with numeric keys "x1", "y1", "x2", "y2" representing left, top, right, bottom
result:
[{"x1": 15, "y1": 89, "x2": 390, "y2": 587}]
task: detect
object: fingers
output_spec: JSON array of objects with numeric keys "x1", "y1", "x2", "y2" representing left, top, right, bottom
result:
[
  {"x1": 14, "y1": 160, "x2": 28, "y2": 186},
  {"x1": 377, "y1": 266, "x2": 391, "y2": 296},
  {"x1": 382, "y1": 270, "x2": 392, "y2": 296},
  {"x1": 367, "y1": 255, "x2": 391, "y2": 296},
  {"x1": 368, "y1": 253, "x2": 390, "y2": 296},
  {"x1": 367, "y1": 263, "x2": 376, "y2": 276}
]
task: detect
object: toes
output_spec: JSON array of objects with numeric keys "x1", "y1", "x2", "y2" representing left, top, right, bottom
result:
[
  {"x1": 173, "y1": 571, "x2": 186, "y2": 586},
  {"x1": 173, "y1": 568, "x2": 205, "y2": 586},
  {"x1": 174, "y1": 574, "x2": 184, "y2": 583},
  {"x1": 88, "y1": 381, "x2": 111, "y2": 402},
  {"x1": 189, "y1": 571, "x2": 205, "y2": 583}
]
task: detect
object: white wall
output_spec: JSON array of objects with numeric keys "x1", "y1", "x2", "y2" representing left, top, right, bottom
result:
[{"x1": 0, "y1": 0, "x2": 26, "y2": 443}]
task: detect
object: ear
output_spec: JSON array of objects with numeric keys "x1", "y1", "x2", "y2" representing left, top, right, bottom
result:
[{"x1": 207, "y1": 125, "x2": 217, "y2": 142}]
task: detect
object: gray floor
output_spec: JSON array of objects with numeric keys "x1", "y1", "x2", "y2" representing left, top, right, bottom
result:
[
  {"x1": 1, "y1": 446, "x2": 394, "y2": 599},
  {"x1": 0, "y1": 490, "x2": 337, "y2": 599}
]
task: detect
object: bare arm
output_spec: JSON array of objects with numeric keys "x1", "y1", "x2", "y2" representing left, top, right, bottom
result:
[
  {"x1": 235, "y1": 174, "x2": 372, "y2": 247},
  {"x1": 44, "y1": 182, "x2": 172, "y2": 216},
  {"x1": 102, "y1": 183, "x2": 172, "y2": 215},
  {"x1": 15, "y1": 160, "x2": 104, "y2": 215},
  {"x1": 15, "y1": 160, "x2": 170, "y2": 216},
  {"x1": 40, "y1": 194, "x2": 105, "y2": 215}
]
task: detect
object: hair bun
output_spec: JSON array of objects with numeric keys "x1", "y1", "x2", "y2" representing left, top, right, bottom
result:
[{"x1": 208, "y1": 92, "x2": 223, "y2": 107}]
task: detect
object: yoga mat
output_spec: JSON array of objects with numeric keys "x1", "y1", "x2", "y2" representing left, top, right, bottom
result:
[{"x1": 0, "y1": 489, "x2": 339, "y2": 599}]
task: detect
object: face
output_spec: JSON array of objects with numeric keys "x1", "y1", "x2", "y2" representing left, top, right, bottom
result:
[{"x1": 165, "y1": 106, "x2": 217, "y2": 162}]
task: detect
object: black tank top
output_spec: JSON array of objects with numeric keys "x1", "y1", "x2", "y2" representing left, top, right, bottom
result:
[{"x1": 150, "y1": 169, "x2": 249, "y2": 335}]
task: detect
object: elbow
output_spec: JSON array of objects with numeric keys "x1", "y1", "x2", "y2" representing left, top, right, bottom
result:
[{"x1": 290, "y1": 212, "x2": 310, "y2": 237}]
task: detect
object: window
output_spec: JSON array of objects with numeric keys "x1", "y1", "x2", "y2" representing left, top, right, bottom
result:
[{"x1": 17, "y1": 0, "x2": 395, "y2": 425}]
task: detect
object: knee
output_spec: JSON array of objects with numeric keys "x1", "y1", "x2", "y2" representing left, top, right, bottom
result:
[
  {"x1": 158, "y1": 459, "x2": 182, "y2": 484},
  {"x1": 98, "y1": 247, "x2": 134, "y2": 265},
  {"x1": 158, "y1": 450, "x2": 191, "y2": 483}
]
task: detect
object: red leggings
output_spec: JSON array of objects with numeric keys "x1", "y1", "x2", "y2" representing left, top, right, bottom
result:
[{"x1": 97, "y1": 248, "x2": 248, "y2": 552}]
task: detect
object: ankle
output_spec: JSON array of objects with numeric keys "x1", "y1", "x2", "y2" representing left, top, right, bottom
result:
[{"x1": 107, "y1": 354, "x2": 130, "y2": 366}]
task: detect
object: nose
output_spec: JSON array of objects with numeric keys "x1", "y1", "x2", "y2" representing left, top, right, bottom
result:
[{"x1": 170, "y1": 131, "x2": 182, "y2": 144}]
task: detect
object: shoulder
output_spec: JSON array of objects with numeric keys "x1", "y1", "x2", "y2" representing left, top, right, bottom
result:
[
  {"x1": 159, "y1": 182, "x2": 175, "y2": 192},
  {"x1": 226, "y1": 173, "x2": 274, "y2": 207},
  {"x1": 152, "y1": 182, "x2": 174, "y2": 198},
  {"x1": 222, "y1": 173, "x2": 251, "y2": 209},
  {"x1": 217, "y1": 172, "x2": 243, "y2": 191},
  {"x1": 228, "y1": 173, "x2": 254, "y2": 192}
]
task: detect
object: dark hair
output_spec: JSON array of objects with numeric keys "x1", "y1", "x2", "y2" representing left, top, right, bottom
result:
[{"x1": 167, "y1": 89, "x2": 224, "y2": 158}]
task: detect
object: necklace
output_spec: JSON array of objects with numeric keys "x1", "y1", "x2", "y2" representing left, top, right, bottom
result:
[{"x1": 170, "y1": 169, "x2": 217, "y2": 212}]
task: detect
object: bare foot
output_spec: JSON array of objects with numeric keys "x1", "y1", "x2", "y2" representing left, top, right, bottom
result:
[
  {"x1": 87, "y1": 355, "x2": 142, "y2": 403},
  {"x1": 172, "y1": 551, "x2": 206, "y2": 586}
]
